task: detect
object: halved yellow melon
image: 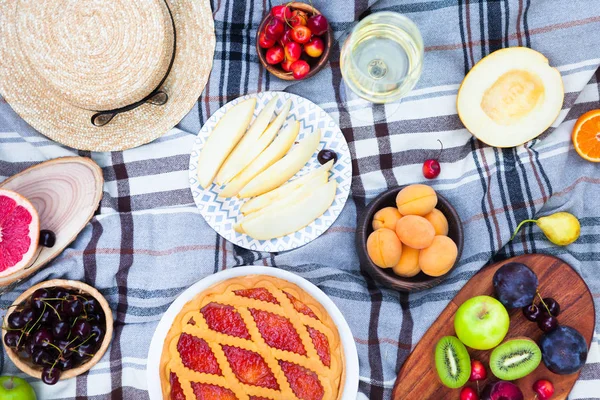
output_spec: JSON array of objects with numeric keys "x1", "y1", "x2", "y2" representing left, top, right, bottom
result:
[{"x1": 457, "y1": 47, "x2": 564, "y2": 148}]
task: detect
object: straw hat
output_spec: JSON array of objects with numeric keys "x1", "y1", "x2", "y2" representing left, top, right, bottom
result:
[{"x1": 0, "y1": 0, "x2": 215, "y2": 151}]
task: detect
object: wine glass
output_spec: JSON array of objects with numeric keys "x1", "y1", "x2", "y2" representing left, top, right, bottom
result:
[{"x1": 339, "y1": 12, "x2": 424, "y2": 122}]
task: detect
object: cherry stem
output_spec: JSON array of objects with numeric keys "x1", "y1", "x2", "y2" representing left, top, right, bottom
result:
[
  {"x1": 510, "y1": 219, "x2": 538, "y2": 241},
  {"x1": 45, "y1": 341, "x2": 63, "y2": 353},
  {"x1": 537, "y1": 292, "x2": 551, "y2": 314},
  {"x1": 1, "y1": 326, "x2": 23, "y2": 332},
  {"x1": 71, "y1": 334, "x2": 95, "y2": 350},
  {"x1": 17, "y1": 321, "x2": 29, "y2": 347},
  {"x1": 25, "y1": 303, "x2": 47, "y2": 335},
  {"x1": 41, "y1": 300, "x2": 62, "y2": 321},
  {"x1": 435, "y1": 139, "x2": 444, "y2": 160},
  {"x1": 38, "y1": 297, "x2": 69, "y2": 301}
]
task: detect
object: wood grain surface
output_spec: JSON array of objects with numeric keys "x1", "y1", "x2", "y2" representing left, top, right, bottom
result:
[{"x1": 392, "y1": 254, "x2": 595, "y2": 400}]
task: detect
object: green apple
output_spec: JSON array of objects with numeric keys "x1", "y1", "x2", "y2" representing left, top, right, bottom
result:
[
  {"x1": 454, "y1": 295, "x2": 510, "y2": 350},
  {"x1": 0, "y1": 376, "x2": 36, "y2": 400}
]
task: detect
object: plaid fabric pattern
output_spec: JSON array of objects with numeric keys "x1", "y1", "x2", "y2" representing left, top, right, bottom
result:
[{"x1": 1, "y1": 0, "x2": 600, "y2": 399}]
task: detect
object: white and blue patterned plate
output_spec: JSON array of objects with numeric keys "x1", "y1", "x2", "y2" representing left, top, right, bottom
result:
[{"x1": 189, "y1": 91, "x2": 352, "y2": 252}]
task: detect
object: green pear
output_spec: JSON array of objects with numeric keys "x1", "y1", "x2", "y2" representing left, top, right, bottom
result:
[{"x1": 511, "y1": 212, "x2": 580, "y2": 246}]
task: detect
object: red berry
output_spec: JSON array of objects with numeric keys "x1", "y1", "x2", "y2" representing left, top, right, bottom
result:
[
  {"x1": 284, "y1": 41, "x2": 302, "y2": 62},
  {"x1": 290, "y1": 60, "x2": 310, "y2": 80},
  {"x1": 422, "y1": 139, "x2": 444, "y2": 179},
  {"x1": 422, "y1": 159, "x2": 441, "y2": 179},
  {"x1": 306, "y1": 14, "x2": 329, "y2": 36},
  {"x1": 289, "y1": 9, "x2": 308, "y2": 26},
  {"x1": 279, "y1": 28, "x2": 294, "y2": 47},
  {"x1": 469, "y1": 360, "x2": 487, "y2": 381},
  {"x1": 281, "y1": 59, "x2": 294, "y2": 72},
  {"x1": 258, "y1": 31, "x2": 276, "y2": 48},
  {"x1": 304, "y1": 37, "x2": 324, "y2": 58},
  {"x1": 271, "y1": 5, "x2": 292, "y2": 20},
  {"x1": 265, "y1": 45, "x2": 285, "y2": 64},
  {"x1": 533, "y1": 379, "x2": 554, "y2": 400},
  {"x1": 460, "y1": 387, "x2": 479, "y2": 400},
  {"x1": 290, "y1": 25, "x2": 312, "y2": 44},
  {"x1": 264, "y1": 17, "x2": 285, "y2": 40}
]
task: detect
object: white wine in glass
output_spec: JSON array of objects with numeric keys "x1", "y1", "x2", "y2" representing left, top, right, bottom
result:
[{"x1": 340, "y1": 12, "x2": 424, "y2": 105}]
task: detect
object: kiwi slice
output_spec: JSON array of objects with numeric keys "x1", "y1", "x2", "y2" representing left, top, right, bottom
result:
[
  {"x1": 489, "y1": 337, "x2": 542, "y2": 380},
  {"x1": 435, "y1": 336, "x2": 471, "y2": 388}
]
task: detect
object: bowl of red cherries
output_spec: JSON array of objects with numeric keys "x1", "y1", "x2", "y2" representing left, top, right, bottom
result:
[
  {"x1": 256, "y1": 1, "x2": 332, "y2": 80},
  {"x1": 2, "y1": 279, "x2": 113, "y2": 385}
]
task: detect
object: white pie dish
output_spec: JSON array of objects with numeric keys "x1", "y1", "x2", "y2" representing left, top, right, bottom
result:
[{"x1": 146, "y1": 266, "x2": 359, "y2": 400}]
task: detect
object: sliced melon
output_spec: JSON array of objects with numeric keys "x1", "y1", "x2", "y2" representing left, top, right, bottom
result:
[
  {"x1": 240, "y1": 160, "x2": 333, "y2": 215},
  {"x1": 238, "y1": 129, "x2": 321, "y2": 198},
  {"x1": 215, "y1": 96, "x2": 279, "y2": 186},
  {"x1": 235, "y1": 176, "x2": 329, "y2": 233},
  {"x1": 239, "y1": 180, "x2": 337, "y2": 240},
  {"x1": 196, "y1": 98, "x2": 256, "y2": 188},
  {"x1": 219, "y1": 121, "x2": 300, "y2": 198},
  {"x1": 457, "y1": 47, "x2": 564, "y2": 148}
]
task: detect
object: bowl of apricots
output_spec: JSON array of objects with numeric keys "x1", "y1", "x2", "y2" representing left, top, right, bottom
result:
[{"x1": 356, "y1": 184, "x2": 464, "y2": 292}]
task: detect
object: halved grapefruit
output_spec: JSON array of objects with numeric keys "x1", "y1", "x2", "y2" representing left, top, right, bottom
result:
[{"x1": 0, "y1": 189, "x2": 40, "y2": 277}]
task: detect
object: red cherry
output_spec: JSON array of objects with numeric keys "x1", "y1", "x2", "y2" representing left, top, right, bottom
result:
[
  {"x1": 271, "y1": 5, "x2": 292, "y2": 20},
  {"x1": 304, "y1": 37, "x2": 324, "y2": 58},
  {"x1": 264, "y1": 17, "x2": 285, "y2": 40},
  {"x1": 279, "y1": 28, "x2": 294, "y2": 47},
  {"x1": 289, "y1": 9, "x2": 308, "y2": 26},
  {"x1": 265, "y1": 45, "x2": 285, "y2": 64},
  {"x1": 281, "y1": 58, "x2": 294, "y2": 72},
  {"x1": 290, "y1": 60, "x2": 310, "y2": 80},
  {"x1": 423, "y1": 159, "x2": 440, "y2": 179},
  {"x1": 306, "y1": 14, "x2": 329, "y2": 36},
  {"x1": 460, "y1": 387, "x2": 479, "y2": 400},
  {"x1": 290, "y1": 25, "x2": 312, "y2": 44},
  {"x1": 258, "y1": 31, "x2": 276, "y2": 49},
  {"x1": 284, "y1": 41, "x2": 302, "y2": 62},
  {"x1": 533, "y1": 379, "x2": 554, "y2": 400},
  {"x1": 422, "y1": 139, "x2": 443, "y2": 179},
  {"x1": 469, "y1": 360, "x2": 487, "y2": 381}
]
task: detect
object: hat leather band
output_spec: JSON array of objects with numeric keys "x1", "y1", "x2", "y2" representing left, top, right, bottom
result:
[{"x1": 91, "y1": 1, "x2": 177, "y2": 128}]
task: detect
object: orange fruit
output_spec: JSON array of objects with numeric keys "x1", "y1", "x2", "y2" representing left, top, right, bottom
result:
[{"x1": 572, "y1": 109, "x2": 600, "y2": 162}]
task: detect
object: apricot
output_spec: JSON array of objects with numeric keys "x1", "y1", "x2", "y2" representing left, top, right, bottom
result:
[
  {"x1": 396, "y1": 184, "x2": 438, "y2": 216},
  {"x1": 419, "y1": 236, "x2": 458, "y2": 277},
  {"x1": 372, "y1": 207, "x2": 402, "y2": 231},
  {"x1": 424, "y1": 208, "x2": 449, "y2": 236},
  {"x1": 366, "y1": 228, "x2": 402, "y2": 268},
  {"x1": 392, "y1": 245, "x2": 421, "y2": 277},
  {"x1": 395, "y1": 215, "x2": 435, "y2": 249}
]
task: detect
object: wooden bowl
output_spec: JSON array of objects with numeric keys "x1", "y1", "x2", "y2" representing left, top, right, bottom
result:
[
  {"x1": 256, "y1": 2, "x2": 332, "y2": 81},
  {"x1": 2, "y1": 279, "x2": 113, "y2": 381},
  {"x1": 356, "y1": 186, "x2": 464, "y2": 292}
]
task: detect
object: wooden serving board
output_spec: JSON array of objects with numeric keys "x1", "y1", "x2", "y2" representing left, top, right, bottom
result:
[{"x1": 392, "y1": 254, "x2": 595, "y2": 400}]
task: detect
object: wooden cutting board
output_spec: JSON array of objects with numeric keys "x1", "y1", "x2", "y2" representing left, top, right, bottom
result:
[{"x1": 392, "y1": 254, "x2": 595, "y2": 399}]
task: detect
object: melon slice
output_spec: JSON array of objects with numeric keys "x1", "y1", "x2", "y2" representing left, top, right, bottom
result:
[
  {"x1": 196, "y1": 98, "x2": 257, "y2": 188},
  {"x1": 238, "y1": 180, "x2": 337, "y2": 240},
  {"x1": 0, "y1": 189, "x2": 40, "y2": 277},
  {"x1": 457, "y1": 47, "x2": 564, "y2": 148},
  {"x1": 240, "y1": 160, "x2": 333, "y2": 215}
]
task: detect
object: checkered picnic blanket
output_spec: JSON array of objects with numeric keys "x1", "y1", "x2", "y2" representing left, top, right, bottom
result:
[{"x1": 2, "y1": 0, "x2": 600, "y2": 399}]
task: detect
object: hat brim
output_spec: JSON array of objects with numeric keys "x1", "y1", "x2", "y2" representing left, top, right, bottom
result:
[{"x1": 0, "y1": 0, "x2": 215, "y2": 151}]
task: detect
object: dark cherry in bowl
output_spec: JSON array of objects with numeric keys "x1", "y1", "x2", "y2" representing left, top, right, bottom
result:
[
  {"x1": 256, "y1": 2, "x2": 333, "y2": 81},
  {"x1": 356, "y1": 186, "x2": 464, "y2": 292}
]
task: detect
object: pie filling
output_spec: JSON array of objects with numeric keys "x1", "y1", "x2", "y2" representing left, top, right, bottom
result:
[{"x1": 161, "y1": 276, "x2": 343, "y2": 400}]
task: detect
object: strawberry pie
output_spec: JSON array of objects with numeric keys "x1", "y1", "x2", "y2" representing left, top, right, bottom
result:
[{"x1": 160, "y1": 275, "x2": 344, "y2": 400}]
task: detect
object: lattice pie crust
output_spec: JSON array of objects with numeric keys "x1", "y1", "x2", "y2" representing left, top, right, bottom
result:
[{"x1": 160, "y1": 275, "x2": 345, "y2": 400}]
